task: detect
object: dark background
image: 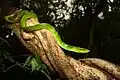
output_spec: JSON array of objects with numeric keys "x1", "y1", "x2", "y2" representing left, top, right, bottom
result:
[{"x1": 0, "y1": 0, "x2": 120, "y2": 80}]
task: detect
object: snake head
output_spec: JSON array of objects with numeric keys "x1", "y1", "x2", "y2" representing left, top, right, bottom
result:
[{"x1": 4, "y1": 10, "x2": 21, "y2": 23}]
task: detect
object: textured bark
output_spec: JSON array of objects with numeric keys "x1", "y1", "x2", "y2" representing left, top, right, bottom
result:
[{"x1": 7, "y1": 18, "x2": 120, "y2": 80}]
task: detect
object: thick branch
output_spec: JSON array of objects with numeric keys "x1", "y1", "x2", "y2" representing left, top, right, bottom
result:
[{"x1": 7, "y1": 18, "x2": 120, "y2": 80}]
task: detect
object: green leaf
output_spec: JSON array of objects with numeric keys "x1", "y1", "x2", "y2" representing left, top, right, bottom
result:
[
  {"x1": 31, "y1": 57, "x2": 41, "y2": 71},
  {"x1": 23, "y1": 56, "x2": 32, "y2": 67}
]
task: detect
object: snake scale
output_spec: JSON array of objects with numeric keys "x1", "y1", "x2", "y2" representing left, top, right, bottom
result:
[{"x1": 4, "y1": 9, "x2": 90, "y2": 53}]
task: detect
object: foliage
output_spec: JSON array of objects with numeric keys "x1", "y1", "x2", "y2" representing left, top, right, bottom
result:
[
  {"x1": 23, "y1": 54, "x2": 51, "y2": 80},
  {"x1": 0, "y1": 36, "x2": 51, "y2": 79},
  {"x1": 1, "y1": 0, "x2": 120, "y2": 79}
]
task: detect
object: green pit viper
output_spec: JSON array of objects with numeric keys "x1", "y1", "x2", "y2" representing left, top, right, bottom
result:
[{"x1": 4, "y1": 9, "x2": 90, "y2": 53}]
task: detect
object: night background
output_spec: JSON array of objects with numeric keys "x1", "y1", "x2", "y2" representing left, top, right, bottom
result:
[{"x1": 0, "y1": 0, "x2": 120, "y2": 80}]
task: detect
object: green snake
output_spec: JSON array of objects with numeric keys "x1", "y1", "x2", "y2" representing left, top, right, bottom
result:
[{"x1": 4, "y1": 9, "x2": 90, "y2": 53}]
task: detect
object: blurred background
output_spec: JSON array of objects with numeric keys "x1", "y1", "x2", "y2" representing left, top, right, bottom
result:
[{"x1": 0, "y1": 0, "x2": 120, "y2": 80}]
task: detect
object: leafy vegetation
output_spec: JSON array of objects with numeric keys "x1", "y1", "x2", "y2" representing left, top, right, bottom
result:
[{"x1": 1, "y1": 0, "x2": 120, "y2": 79}]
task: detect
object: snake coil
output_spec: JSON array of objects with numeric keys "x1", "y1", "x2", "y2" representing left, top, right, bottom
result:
[{"x1": 5, "y1": 10, "x2": 90, "y2": 53}]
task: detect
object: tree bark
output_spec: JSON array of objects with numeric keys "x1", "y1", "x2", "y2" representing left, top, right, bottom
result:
[{"x1": 6, "y1": 18, "x2": 120, "y2": 80}]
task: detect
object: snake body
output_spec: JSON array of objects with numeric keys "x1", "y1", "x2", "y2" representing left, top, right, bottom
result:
[{"x1": 5, "y1": 10, "x2": 90, "y2": 53}]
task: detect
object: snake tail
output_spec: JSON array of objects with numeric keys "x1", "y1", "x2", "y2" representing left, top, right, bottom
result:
[{"x1": 5, "y1": 10, "x2": 90, "y2": 53}]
